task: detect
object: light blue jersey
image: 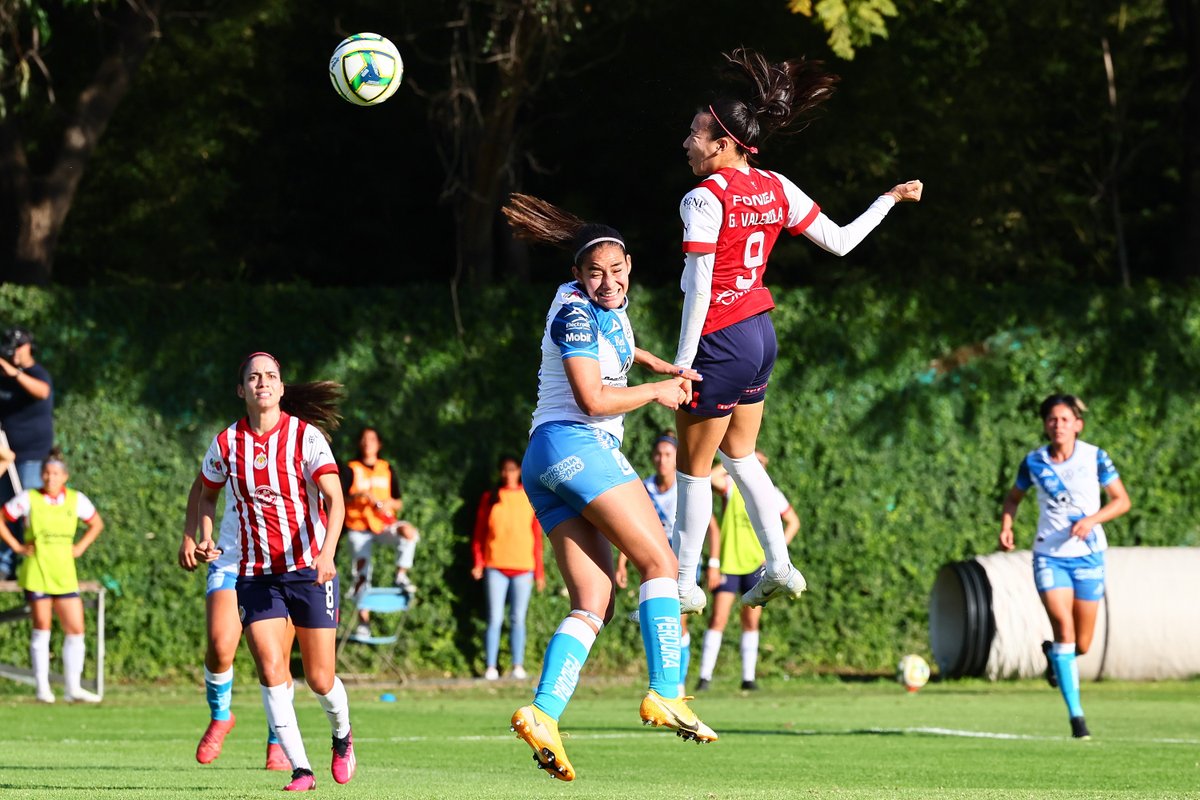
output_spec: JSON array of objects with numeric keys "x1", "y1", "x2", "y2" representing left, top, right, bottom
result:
[
  {"x1": 1014, "y1": 441, "x2": 1119, "y2": 558},
  {"x1": 642, "y1": 475, "x2": 677, "y2": 542},
  {"x1": 529, "y1": 281, "x2": 635, "y2": 443}
]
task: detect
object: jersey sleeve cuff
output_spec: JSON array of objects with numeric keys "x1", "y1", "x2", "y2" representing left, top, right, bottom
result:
[
  {"x1": 200, "y1": 474, "x2": 226, "y2": 490},
  {"x1": 682, "y1": 241, "x2": 718, "y2": 254},
  {"x1": 312, "y1": 463, "x2": 339, "y2": 480},
  {"x1": 787, "y1": 203, "x2": 821, "y2": 235},
  {"x1": 3, "y1": 508, "x2": 19, "y2": 523}
]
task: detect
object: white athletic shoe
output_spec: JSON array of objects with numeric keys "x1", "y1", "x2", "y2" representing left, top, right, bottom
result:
[
  {"x1": 484, "y1": 666, "x2": 500, "y2": 681},
  {"x1": 741, "y1": 565, "x2": 807, "y2": 608},
  {"x1": 510, "y1": 665, "x2": 527, "y2": 680},
  {"x1": 64, "y1": 687, "x2": 102, "y2": 704},
  {"x1": 678, "y1": 584, "x2": 707, "y2": 615},
  {"x1": 35, "y1": 686, "x2": 55, "y2": 704}
]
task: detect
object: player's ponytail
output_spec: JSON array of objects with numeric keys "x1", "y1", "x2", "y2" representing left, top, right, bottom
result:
[
  {"x1": 281, "y1": 382, "x2": 344, "y2": 440},
  {"x1": 502, "y1": 193, "x2": 626, "y2": 266},
  {"x1": 705, "y1": 47, "x2": 838, "y2": 158}
]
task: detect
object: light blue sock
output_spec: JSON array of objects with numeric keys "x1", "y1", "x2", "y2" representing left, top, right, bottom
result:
[
  {"x1": 532, "y1": 616, "x2": 597, "y2": 721},
  {"x1": 680, "y1": 630, "x2": 692, "y2": 690},
  {"x1": 267, "y1": 724, "x2": 280, "y2": 744},
  {"x1": 1051, "y1": 643, "x2": 1084, "y2": 718},
  {"x1": 204, "y1": 666, "x2": 233, "y2": 722},
  {"x1": 639, "y1": 578, "x2": 682, "y2": 698}
]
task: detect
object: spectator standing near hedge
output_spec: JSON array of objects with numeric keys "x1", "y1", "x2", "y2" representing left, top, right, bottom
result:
[
  {"x1": 0, "y1": 448, "x2": 103, "y2": 703},
  {"x1": 0, "y1": 327, "x2": 54, "y2": 580},
  {"x1": 471, "y1": 454, "x2": 544, "y2": 681}
]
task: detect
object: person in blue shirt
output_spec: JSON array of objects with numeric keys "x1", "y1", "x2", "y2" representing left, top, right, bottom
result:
[
  {"x1": 999, "y1": 393, "x2": 1131, "y2": 739},
  {"x1": 502, "y1": 194, "x2": 716, "y2": 782}
]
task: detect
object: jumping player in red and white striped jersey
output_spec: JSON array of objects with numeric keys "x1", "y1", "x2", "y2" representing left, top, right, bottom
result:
[
  {"x1": 670, "y1": 49, "x2": 923, "y2": 614},
  {"x1": 195, "y1": 352, "x2": 355, "y2": 792}
]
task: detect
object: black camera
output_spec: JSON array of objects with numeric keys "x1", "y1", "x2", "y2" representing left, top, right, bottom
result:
[{"x1": 0, "y1": 328, "x2": 31, "y2": 363}]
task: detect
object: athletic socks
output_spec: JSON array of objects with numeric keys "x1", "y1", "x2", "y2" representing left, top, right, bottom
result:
[
  {"x1": 30, "y1": 628, "x2": 50, "y2": 696},
  {"x1": 315, "y1": 677, "x2": 352, "y2": 739},
  {"x1": 741, "y1": 631, "x2": 760, "y2": 682},
  {"x1": 639, "y1": 578, "x2": 683, "y2": 697},
  {"x1": 62, "y1": 633, "x2": 85, "y2": 696},
  {"x1": 1050, "y1": 642, "x2": 1084, "y2": 718},
  {"x1": 262, "y1": 682, "x2": 311, "y2": 772},
  {"x1": 679, "y1": 629, "x2": 691, "y2": 694},
  {"x1": 205, "y1": 666, "x2": 234, "y2": 722},
  {"x1": 721, "y1": 452, "x2": 790, "y2": 579},
  {"x1": 533, "y1": 615, "x2": 597, "y2": 721},
  {"x1": 698, "y1": 628, "x2": 723, "y2": 681},
  {"x1": 674, "y1": 471, "x2": 712, "y2": 591},
  {"x1": 268, "y1": 682, "x2": 293, "y2": 745},
  {"x1": 395, "y1": 530, "x2": 419, "y2": 570}
]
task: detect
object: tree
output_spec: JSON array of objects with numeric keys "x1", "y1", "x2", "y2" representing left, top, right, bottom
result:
[
  {"x1": 0, "y1": 1, "x2": 162, "y2": 285},
  {"x1": 788, "y1": 0, "x2": 899, "y2": 60}
]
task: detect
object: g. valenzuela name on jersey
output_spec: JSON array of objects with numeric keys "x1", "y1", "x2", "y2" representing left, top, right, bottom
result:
[
  {"x1": 726, "y1": 189, "x2": 786, "y2": 227},
  {"x1": 529, "y1": 282, "x2": 636, "y2": 443}
]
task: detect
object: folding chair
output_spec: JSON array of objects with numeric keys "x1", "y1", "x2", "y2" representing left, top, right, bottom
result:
[{"x1": 336, "y1": 587, "x2": 410, "y2": 683}]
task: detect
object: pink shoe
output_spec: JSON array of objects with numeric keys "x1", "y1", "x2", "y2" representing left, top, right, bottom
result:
[
  {"x1": 331, "y1": 730, "x2": 356, "y2": 784},
  {"x1": 195, "y1": 714, "x2": 236, "y2": 764},
  {"x1": 265, "y1": 741, "x2": 290, "y2": 771},
  {"x1": 283, "y1": 769, "x2": 316, "y2": 791}
]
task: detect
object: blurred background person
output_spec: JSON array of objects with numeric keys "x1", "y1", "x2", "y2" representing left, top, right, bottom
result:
[{"x1": 471, "y1": 454, "x2": 544, "y2": 680}]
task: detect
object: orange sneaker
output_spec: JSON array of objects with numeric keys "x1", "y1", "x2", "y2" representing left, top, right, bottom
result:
[
  {"x1": 266, "y1": 741, "x2": 291, "y2": 771},
  {"x1": 196, "y1": 714, "x2": 236, "y2": 764}
]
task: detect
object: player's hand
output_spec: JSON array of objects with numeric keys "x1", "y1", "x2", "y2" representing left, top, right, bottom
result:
[
  {"x1": 706, "y1": 566, "x2": 722, "y2": 591},
  {"x1": 470, "y1": 565, "x2": 484, "y2": 581},
  {"x1": 312, "y1": 553, "x2": 337, "y2": 585},
  {"x1": 998, "y1": 528, "x2": 1015, "y2": 552},
  {"x1": 652, "y1": 377, "x2": 688, "y2": 410},
  {"x1": 17, "y1": 541, "x2": 34, "y2": 557},
  {"x1": 1070, "y1": 517, "x2": 1095, "y2": 541},
  {"x1": 72, "y1": 542, "x2": 89, "y2": 559},
  {"x1": 888, "y1": 180, "x2": 923, "y2": 203},
  {"x1": 178, "y1": 535, "x2": 198, "y2": 571},
  {"x1": 194, "y1": 538, "x2": 223, "y2": 564},
  {"x1": 536, "y1": 576, "x2": 546, "y2": 592}
]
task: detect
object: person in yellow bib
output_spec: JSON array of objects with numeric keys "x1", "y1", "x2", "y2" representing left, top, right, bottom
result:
[
  {"x1": 695, "y1": 450, "x2": 798, "y2": 691},
  {"x1": 0, "y1": 449, "x2": 104, "y2": 703}
]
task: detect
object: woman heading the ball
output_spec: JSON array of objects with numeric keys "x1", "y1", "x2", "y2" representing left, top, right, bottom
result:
[
  {"x1": 503, "y1": 194, "x2": 716, "y2": 782},
  {"x1": 999, "y1": 394, "x2": 1131, "y2": 739},
  {"x1": 195, "y1": 353, "x2": 355, "y2": 791},
  {"x1": 671, "y1": 48, "x2": 922, "y2": 614}
]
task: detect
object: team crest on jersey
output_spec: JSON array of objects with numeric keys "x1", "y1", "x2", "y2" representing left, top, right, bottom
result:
[
  {"x1": 254, "y1": 452, "x2": 268, "y2": 469},
  {"x1": 254, "y1": 485, "x2": 279, "y2": 505}
]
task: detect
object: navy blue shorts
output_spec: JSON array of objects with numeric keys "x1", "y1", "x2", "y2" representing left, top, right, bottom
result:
[
  {"x1": 237, "y1": 568, "x2": 340, "y2": 629},
  {"x1": 715, "y1": 568, "x2": 763, "y2": 596},
  {"x1": 25, "y1": 590, "x2": 79, "y2": 601},
  {"x1": 686, "y1": 312, "x2": 777, "y2": 418}
]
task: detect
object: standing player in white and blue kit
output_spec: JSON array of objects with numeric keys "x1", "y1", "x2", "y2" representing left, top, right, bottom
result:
[
  {"x1": 670, "y1": 48, "x2": 923, "y2": 615},
  {"x1": 999, "y1": 394, "x2": 1131, "y2": 739},
  {"x1": 501, "y1": 194, "x2": 717, "y2": 782}
]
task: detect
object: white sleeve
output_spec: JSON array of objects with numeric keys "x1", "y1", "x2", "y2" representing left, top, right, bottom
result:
[
  {"x1": 200, "y1": 435, "x2": 229, "y2": 487},
  {"x1": 802, "y1": 195, "x2": 896, "y2": 256},
  {"x1": 3, "y1": 491, "x2": 31, "y2": 522},
  {"x1": 74, "y1": 492, "x2": 97, "y2": 522},
  {"x1": 302, "y1": 425, "x2": 338, "y2": 480},
  {"x1": 673, "y1": 252, "x2": 714, "y2": 369}
]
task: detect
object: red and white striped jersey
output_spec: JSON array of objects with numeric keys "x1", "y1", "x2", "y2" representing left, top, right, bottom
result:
[
  {"x1": 680, "y1": 167, "x2": 820, "y2": 335},
  {"x1": 201, "y1": 412, "x2": 339, "y2": 577}
]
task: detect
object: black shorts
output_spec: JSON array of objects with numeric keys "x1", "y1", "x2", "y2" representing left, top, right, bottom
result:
[
  {"x1": 715, "y1": 567, "x2": 764, "y2": 595},
  {"x1": 237, "y1": 568, "x2": 340, "y2": 629},
  {"x1": 686, "y1": 312, "x2": 777, "y2": 418}
]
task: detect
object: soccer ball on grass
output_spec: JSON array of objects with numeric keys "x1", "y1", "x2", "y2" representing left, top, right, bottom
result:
[{"x1": 896, "y1": 654, "x2": 930, "y2": 692}]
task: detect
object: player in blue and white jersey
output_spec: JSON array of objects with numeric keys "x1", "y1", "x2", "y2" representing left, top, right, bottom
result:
[
  {"x1": 501, "y1": 194, "x2": 717, "y2": 782},
  {"x1": 999, "y1": 394, "x2": 1131, "y2": 739}
]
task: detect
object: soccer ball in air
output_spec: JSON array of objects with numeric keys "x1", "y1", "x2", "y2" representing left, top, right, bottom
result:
[
  {"x1": 896, "y1": 654, "x2": 930, "y2": 692},
  {"x1": 329, "y1": 33, "x2": 403, "y2": 106}
]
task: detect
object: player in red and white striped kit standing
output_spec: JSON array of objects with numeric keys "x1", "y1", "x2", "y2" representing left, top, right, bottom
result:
[{"x1": 195, "y1": 352, "x2": 354, "y2": 792}]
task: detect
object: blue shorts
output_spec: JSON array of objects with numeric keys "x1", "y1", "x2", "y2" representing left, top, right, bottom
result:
[
  {"x1": 206, "y1": 563, "x2": 238, "y2": 595},
  {"x1": 1033, "y1": 552, "x2": 1105, "y2": 601},
  {"x1": 523, "y1": 422, "x2": 639, "y2": 534},
  {"x1": 686, "y1": 312, "x2": 777, "y2": 417},
  {"x1": 237, "y1": 568, "x2": 340, "y2": 629},
  {"x1": 25, "y1": 590, "x2": 79, "y2": 601},
  {"x1": 715, "y1": 567, "x2": 763, "y2": 596}
]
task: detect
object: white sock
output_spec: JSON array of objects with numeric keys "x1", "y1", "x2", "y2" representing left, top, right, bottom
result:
[
  {"x1": 674, "y1": 472, "x2": 712, "y2": 591},
  {"x1": 315, "y1": 677, "x2": 352, "y2": 739},
  {"x1": 741, "y1": 631, "x2": 760, "y2": 682},
  {"x1": 204, "y1": 666, "x2": 234, "y2": 685},
  {"x1": 63, "y1": 634, "x2": 85, "y2": 695},
  {"x1": 30, "y1": 628, "x2": 50, "y2": 695},
  {"x1": 721, "y1": 452, "x2": 790, "y2": 578},
  {"x1": 396, "y1": 530, "x2": 419, "y2": 570},
  {"x1": 262, "y1": 682, "x2": 310, "y2": 771},
  {"x1": 698, "y1": 628, "x2": 723, "y2": 681}
]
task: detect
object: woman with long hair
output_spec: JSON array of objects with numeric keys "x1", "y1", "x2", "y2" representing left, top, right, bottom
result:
[{"x1": 671, "y1": 48, "x2": 922, "y2": 613}]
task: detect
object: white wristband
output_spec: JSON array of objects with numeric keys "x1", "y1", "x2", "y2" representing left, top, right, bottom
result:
[{"x1": 707, "y1": 558, "x2": 721, "y2": 569}]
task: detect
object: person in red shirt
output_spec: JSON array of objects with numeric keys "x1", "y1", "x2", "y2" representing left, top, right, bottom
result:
[{"x1": 471, "y1": 455, "x2": 544, "y2": 680}]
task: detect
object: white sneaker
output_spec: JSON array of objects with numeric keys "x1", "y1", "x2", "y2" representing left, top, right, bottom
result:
[
  {"x1": 484, "y1": 666, "x2": 500, "y2": 681},
  {"x1": 350, "y1": 623, "x2": 372, "y2": 641},
  {"x1": 741, "y1": 565, "x2": 807, "y2": 608},
  {"x1": 679, "y1": 584, "x2": 707, "y2": 614},
  {"x1": 510, "y1": 665, "x2": 527, "y2": 680},
  {"x1": 64, "y1": 687, "x2": 102, "y2": 704},
  {"x1": 36, "y1": 687, "x2": 55, "y2": 704}
]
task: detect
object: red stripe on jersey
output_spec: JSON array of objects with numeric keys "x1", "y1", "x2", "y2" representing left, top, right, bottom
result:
[
  {"x1": 683, "y1": 240, "x2": 718, "y2": 254},
  {"x1": 788, "y1": 202, "x2": 821, "y2": 235}
]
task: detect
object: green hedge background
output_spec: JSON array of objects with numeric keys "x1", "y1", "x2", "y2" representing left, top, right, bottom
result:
[{"x1": 0, "y1": 281, "x2": 1196, "y2": 684}]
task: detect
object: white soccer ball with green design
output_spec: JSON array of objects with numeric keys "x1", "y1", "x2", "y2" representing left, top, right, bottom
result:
[
  {"x1": 329, "y1": 33, "x2": 403, "y2": 106},
  {"x1": 897, "y1": 654, "x2": 930, "y2": 692}
]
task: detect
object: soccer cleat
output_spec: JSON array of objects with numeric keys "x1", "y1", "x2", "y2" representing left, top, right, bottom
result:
[
  {"x1": 694, "y1": 678, "x2": 711, "y2": 692},
  {"x1": 35, "y1": 687, "x2": 55, "y2": 704},
  {"x1": 510, "y1": 665, "x2": 528, "y2": 680},
  {"x1": 284, "y1": 768, "x2": 316, "y2": 792},
  {"x1": 1041, "y1": 640, "x2": 1058, "y2": 688},
  {"x1": 511, "y1": 705, "x2": 575, "y2": 781},
  {"x1": 64, "y1": 688, "x2": 102, "y2": 704},
  {"x1": 740, "y1": 680, "x2": 759, "y2": 691},
  {"x1": 266, "y1": 741, "x2": 291, "y2": 771},
  {"x1": 196, "y1": 714, "x2": 236, "y2": 764},
  {"x1": 639, "y1": 690, "x2": 718, "y2": 743},
  {"x1": 331, "y1": 730, "x2": 356, "y2": 784},
  {"x1": 741, "y1": 565, "x2": 807, "y2": 608},
  {"x1": 1070, "y1": 716, "x2": 1091, "y2": 740},
  {"x1": 679, "y1": 584, "x2": 708, "y2": 615}
]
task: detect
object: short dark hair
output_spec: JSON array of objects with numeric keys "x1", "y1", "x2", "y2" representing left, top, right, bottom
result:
[{"x1": 1038, "y1": 393, "x2": 1087, "y2": 420}]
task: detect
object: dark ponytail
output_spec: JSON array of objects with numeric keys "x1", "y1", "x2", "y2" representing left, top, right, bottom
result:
[
  {"x1": 502, "y1": 193, "x2": 626, "y2": 266},
  {"x1": 281, "y1": 382, "x2": 344, "y2": 440}
]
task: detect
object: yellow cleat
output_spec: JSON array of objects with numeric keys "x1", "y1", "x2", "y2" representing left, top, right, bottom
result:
[
  {"x1": 511, "y1": 705, "x2": 576, "y2": 781},
  {"x1": 639, "y1": 690, "x2": 718, "y2": 743}
]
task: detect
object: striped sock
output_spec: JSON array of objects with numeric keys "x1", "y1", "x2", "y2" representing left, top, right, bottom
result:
[
  {"x1": 639, "y1": 578, "x2": 683, "y2": 698},
  {"x1": 1050, "y1": 643, "x2": 1084, "y2": 718},
  {"x1": 532, "y1": 616, "x2": 597, "y2": 721}
]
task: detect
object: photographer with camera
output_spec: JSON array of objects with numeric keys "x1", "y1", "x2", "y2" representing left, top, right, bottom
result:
[{"x1": 0, "y1": 327, "x2": 54, "y2": 580}]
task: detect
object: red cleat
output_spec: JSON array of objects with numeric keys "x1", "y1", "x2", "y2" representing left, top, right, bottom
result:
[
  {"x1": 284, "y1": 768, "x2": 316, "y2": 791},
  {"x1": 330, "y1": 730, "x2": 356, "y2": 784},
  {"x1": 265, "y1": 741, "x2": 290, "y2": 771},
  {"x1": 195, "y1": 714, "x2": 236, "y2": 764}
]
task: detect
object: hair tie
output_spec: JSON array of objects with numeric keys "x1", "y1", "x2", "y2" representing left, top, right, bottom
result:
[
  {"x1": 654, "y1": 434, "x2": 678, "y2": 448},
  {"x1": 709, "y1": 105, "x2": 758, "y2": 154},
  {"x1": 573, "y1": 236, "x2": 625, "y2": 263}
]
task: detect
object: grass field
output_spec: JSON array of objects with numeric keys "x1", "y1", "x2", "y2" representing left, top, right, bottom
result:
[{"x1": 1, "y1": 677, "x2": 1197, "y2": 799}]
